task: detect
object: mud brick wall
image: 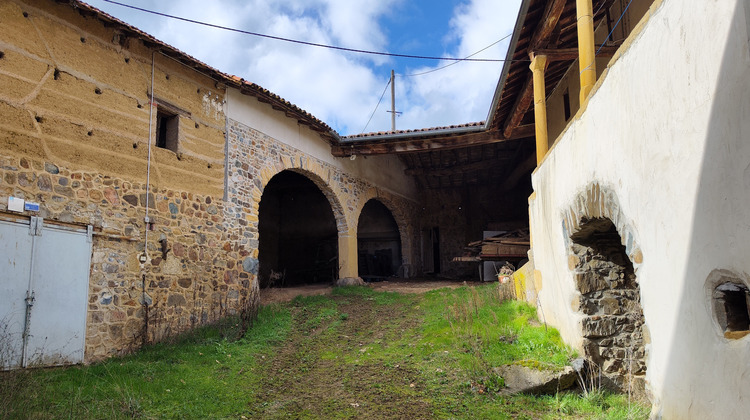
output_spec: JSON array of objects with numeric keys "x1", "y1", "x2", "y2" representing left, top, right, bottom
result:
[{"x1": 0, "y1": 0, "x2": 257, "y2": 361}]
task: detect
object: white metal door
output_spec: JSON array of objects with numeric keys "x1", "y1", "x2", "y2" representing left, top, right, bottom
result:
[
  {"x1": 0, "y1": 217, "x2": 91, "y2": 369},
  {"x1": 0, "y1": 218, "x2": 33, "y2": 369}
]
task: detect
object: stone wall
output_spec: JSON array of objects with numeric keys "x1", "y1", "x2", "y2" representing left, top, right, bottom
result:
[
  {"x1": 0, "y1": 0, "x2": 257, "y2": 362},
  {"x1": 226, "y1": 118, "x2": 420, "y2": 280},
  {"x1": 569, "y1": 218, "x2": 646, "y2": 396},
  {"x1": 418, "y1": 184, "x2": 530, "y2": 280},
  {"x1": 0, "y1": 155, "x2": 258, "y2": 361}
]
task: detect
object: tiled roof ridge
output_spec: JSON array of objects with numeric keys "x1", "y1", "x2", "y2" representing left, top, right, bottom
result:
[{"x1": 343, "y1": 121, "x2": 486, "y2": 140}]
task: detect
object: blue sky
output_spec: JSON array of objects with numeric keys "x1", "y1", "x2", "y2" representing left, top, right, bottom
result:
[{"x1": 84, "y1": 0, "x2": 522, "y2": 135}]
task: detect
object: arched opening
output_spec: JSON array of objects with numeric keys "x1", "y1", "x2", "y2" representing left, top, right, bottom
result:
[
  {"x1": 357, "y1": 199, "x2": 402, "y2": 281},
  {"x1": 570, "y1": 217, "x2": 647, "y2": 395},
  {"x1": 258, "y1": 170, "x2": 338, "y2": 288}
]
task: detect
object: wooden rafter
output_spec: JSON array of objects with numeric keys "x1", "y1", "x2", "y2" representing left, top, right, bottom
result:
[
  {"x1": 502, "y1": 76, "x2": 534, "y2": 139},
  {"x1": 529, "y1": 0, "x2": 568, "y2": 51},
  {"x1": 501, "y1": 0, "x2": 567, "y2": 139},
  {"x1": 331, "y1": 124, "x2": 534, "y2": 157},
  {"x1": 533, "y1": 45, "x2": 619, "y2": 61},
  {"x1": 404, "y1": 155, "x2": 513, "y2": 176}
]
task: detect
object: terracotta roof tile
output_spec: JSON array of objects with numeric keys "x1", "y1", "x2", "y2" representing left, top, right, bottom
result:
[{"x1": 343, "y1": 121, "x2": 486, "y2": 140}]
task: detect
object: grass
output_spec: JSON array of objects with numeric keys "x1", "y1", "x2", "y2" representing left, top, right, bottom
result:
[{"x1": 1, "y1": 283, "x2": 650, "y2": 419}]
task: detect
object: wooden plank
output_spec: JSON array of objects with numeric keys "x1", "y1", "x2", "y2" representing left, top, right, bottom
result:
[
  {"x1": 529, "y1": 0, "x2": 568, "y2": 50},
  {"x1": 404, "y1": 156, "x2": 512, "y2": 176},
  {"x1": 331, "y1": 124, "x2": 534, "y2": 157},
  {"x1": 502, "y1": 76, "x2": 534, "y2": 139},
  {"x1": 501, "y1": 0, "x2": 568, "y2": 140},
  {"x1": 532, "y1": 46, "x2": 619, "y2": 61}
]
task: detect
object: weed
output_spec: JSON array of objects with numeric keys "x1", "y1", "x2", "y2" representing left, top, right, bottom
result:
[{"x1": 3, "y1": 284, "x2": 648, "y2": 419}]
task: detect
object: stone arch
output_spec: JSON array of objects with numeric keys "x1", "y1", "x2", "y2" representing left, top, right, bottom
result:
[
  {"x1": 563, "y1": 183, "x2": 648, "y2": 398},
  {"x1": 357, "y1": 189, "x2": 413, "y2": 275},
  {"x1": 253, "y1": 157, "x2": 352, "y2": 282},
  {"x1": 252, "y1": 157, "x2": 349, "y2": 234},
  {"x1": 561, "y1": 183, "x2": 642, "y2": 266},
  {"x1": 355, "y1": 195, "x2": 405, "y2": 279}
]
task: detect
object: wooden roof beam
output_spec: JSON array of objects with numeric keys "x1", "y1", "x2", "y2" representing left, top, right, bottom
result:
[
  {"x1": 331, "y1": 124, "x2": 534, "y2": 157},
  {"x1": 502, "y1": 75, "x2": 534, "y2": 139},
  {"x1": 532, "y1": 45, "x2": 619, "y2": 61},
  {"x1": 404, "y1": 156, "x2": 513, "y2": 176},
  {"x1": 502, "y1": 0, "x2": 567, "y2": 139},
  {"x1": 529, "y1": 0, "x2": 568, "y2": 50}
]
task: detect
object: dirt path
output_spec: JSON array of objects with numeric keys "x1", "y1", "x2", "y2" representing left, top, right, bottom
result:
[
  {"x1": 260, "y1": 278, "x2": 476, "y2": 304},
  {"x1": 248, "y1": 291, "x2": 433, "y2": 419}
]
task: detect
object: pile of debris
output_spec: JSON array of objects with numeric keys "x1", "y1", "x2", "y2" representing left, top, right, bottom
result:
[{"x1": 453, "y1": 228, "x2": 530, "y2": 262}]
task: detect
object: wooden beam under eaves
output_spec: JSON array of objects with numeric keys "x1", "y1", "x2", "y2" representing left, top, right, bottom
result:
[
  {"x1": 331, "y1": 124, "x2": 534, "y2": 157},
  {"x1": 502, "y1": 0, "x2": 567, "y2": 140},
  {"x1": 404, "y1": 155, "x2": 513, "y2": 176},
  {"x1": 528, "y1": 0, "x2": 567, "y2": 51},
  {"x1": 532, "y1": 46, "x2": 619, "y2": 61},
  {"x1": 503, "y1": 76, "x2": 534, "y2": 139}
]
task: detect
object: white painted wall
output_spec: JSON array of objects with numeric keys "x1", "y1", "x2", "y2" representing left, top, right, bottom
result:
[
  {"x1": 225, "y1": 88, "x2": 418, "y2": 200},
  {"x1": 529, "y1": 0, "x2": 750, "y2": 418}
]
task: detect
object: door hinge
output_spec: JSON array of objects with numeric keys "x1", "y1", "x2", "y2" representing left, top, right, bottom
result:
[
  {"x1": 87, "y1": 225, "x2": 93, "y2": 243},
  {"x1": 28, "y1": 217, "x2": 43, "y2": 236}
]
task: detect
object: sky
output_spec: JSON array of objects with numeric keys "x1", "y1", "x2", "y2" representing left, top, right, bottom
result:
[{"x1": 85, "y1": 0, "x2": 522, "y2": 136}]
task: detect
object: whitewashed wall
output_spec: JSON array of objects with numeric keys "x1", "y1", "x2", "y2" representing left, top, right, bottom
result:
[
  {"x1": 529, "y1": 0, "x2": 750, "y2": 417},
  {"x1": 225, "y1": 89, "x2": 417, "y2": 200}
]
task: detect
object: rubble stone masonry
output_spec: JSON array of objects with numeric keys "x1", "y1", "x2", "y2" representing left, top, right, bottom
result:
[{"x1": 0, "y1": 0, "x2": 419, "y2": 362}]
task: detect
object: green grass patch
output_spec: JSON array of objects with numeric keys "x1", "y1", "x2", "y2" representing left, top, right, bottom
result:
[{"x1": 2, "y1": 283, "x2": 648, "y2": 419}]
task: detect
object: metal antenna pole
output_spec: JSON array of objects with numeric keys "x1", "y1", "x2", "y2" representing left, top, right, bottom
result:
[{"x1": 390, "y1": 69, "x2": 396, "y2": 132}]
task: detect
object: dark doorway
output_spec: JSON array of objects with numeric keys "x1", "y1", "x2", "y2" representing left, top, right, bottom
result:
[
  {"x1": 357, "y1": 200, "x2": 402, "y2": 281},
  {"x1": 422, "y1": 227, "x2": 441, "y2": 274},
  {"x1": 258, "y1": 170, "x2": 338, "y2": 288}
]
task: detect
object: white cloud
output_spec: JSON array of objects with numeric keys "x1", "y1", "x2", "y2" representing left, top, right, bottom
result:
[
  {"x1": 393, "y1": 0, "x2": 522, "y2": 131},
  {"x1": 85, "y1": 0, "x2": 521, "y2": 135}
]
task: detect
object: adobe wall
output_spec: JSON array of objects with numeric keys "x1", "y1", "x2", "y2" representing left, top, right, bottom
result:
[
  {"x1": 0, "y1": 0, "x2": 256, "y2": 361},
  {"x1": 529, "y1": 0, "x2": 750, "y2": 417}
]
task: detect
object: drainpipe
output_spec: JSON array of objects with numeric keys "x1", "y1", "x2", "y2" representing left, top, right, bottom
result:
[
  {"x1": 145, "y1": 51, "x2": 155, "y2": 253},
  {"x1": 139, "y1": 50, "x2": 156, "y2": 345},
  {"x1": 576, "y1": 0, "x2": 597, "y2": 106},
  {"x1": 530, "y1": 54, "x2": 549, "y2": 165}
]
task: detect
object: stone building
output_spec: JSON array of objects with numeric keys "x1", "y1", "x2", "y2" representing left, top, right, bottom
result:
[
  {"x1": 1, "y1": 0, "x2": 536, "y2": 369},
  {"x1": 0, "y1": 0, "x2": 423, "y2": 367}
]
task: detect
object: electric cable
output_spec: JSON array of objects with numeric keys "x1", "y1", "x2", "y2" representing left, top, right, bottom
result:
[
  {"x1": 360, "y1": 78, "x2": 391, "y2": 134},
  {"x1": 597, "y1": 0, "x2": 634, "y2": 55},
  {"x1": 580, "y1": 0, "x2": 634, "y2": 75},
  {"x1": 402, "y1": 32, "x2": 514, "y2": 78},
  {"x1": 100, "y1": 0, "x2": 515, "y2": 63}
]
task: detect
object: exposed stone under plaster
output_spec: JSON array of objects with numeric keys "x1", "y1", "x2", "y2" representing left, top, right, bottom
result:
[{"x1": 563, "y1": 184, "x2": 648, "y2": 399}]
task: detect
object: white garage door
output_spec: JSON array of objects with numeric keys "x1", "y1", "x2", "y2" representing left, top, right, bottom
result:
[{"x1": 0, "y1": 216, "x2": 92, "y2": 369}]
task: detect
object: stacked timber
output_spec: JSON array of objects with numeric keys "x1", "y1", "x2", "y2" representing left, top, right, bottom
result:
[{"x1": 453, "y1": 229, "x2": 530, "y2": 262}]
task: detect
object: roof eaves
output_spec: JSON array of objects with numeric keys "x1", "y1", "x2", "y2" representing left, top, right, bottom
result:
[
  {"x1": 69, "y1": 0, "x2": 340, "y2": 143},
  {"x1": 484, "y1": 0, "x2": 534, "y2": 129}
]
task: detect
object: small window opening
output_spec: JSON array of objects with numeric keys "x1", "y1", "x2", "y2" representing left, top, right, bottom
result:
[
  {"x1": 563, "y1": 89, "x2": 571, "y2": 121},
  {"x1": 714, "y1": 282, "x2": 750, "y2": 338},
  {"x1": 156, "y1": 108, "x2": 179, "y2": 152}
]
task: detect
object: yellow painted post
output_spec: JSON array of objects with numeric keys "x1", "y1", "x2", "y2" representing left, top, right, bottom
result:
[
  {"x1": 338, "y1": 231, "x2": 359, "y2": 279},
  {"x1": 530, "y1": 55, "x2": 549, "y2": 165},
  {"x1": 576, "y1": 0, "x2": 597, "y2": 105}
]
